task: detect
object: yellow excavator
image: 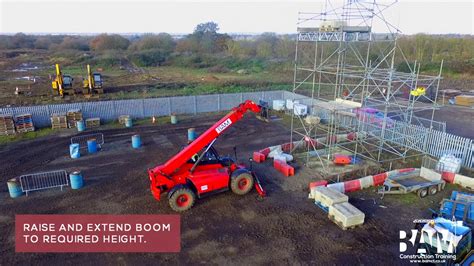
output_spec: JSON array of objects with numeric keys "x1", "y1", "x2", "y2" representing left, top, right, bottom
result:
[
  {"x1": 51, "y1": 64, "x2": 74, "y2": 97},
  {"x1": 82, "y1": 64, "x2": 103, "y2": 95}
]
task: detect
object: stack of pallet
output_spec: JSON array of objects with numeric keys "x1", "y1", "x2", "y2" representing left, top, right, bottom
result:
[
  {"x1": 50, "y1": 113, "x2": 68, "y2": 129},
  {"x1": 0, "y1": 114, "x2": 16, "y2": 135},
  {"x1": 15, "y1": 114, "x2": 35, "y2": 133},
  {"x1": 455, "y1": 95, "x2": 474, "y2": 107},
  {"x1": 118, "y1": 115, "x2": 130, "y2": 125},
  {"x1": 66, "y1": 109, "x2": 83, "y2": 128},
  {"x1": 85, "y1": 117, "x2": 100, "y2": 128}
]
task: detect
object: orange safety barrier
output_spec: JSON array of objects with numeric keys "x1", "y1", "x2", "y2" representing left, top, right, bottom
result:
[{"x1": 253, "y1": 152, "x2": 266, "y2": 163}]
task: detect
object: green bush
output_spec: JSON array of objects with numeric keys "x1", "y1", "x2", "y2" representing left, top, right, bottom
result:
[{"x1": 129, "y1": 49, "x2": 168, "y2": 67}]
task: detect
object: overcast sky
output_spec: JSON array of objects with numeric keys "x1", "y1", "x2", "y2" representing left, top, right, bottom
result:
[{"x1": 0, "y1": 0, "x2": 472, "y2": 35}]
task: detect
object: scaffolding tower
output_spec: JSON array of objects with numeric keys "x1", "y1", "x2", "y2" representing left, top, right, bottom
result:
[{"x1": 289, "y1": 0, "x2": 444, "y2": 174}]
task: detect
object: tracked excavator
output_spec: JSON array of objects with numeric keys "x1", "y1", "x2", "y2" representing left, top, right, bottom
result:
[
  {"x1": 51, "y1": 64, "x2": 74, "y2": 97},
  {"x1": 82, "y1": 64, "x2": 103, "y2": 95}
]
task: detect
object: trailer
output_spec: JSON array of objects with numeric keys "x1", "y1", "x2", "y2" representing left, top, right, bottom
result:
[{"x1": 378, "y1": 167, "x2": 446, "y2": 198}]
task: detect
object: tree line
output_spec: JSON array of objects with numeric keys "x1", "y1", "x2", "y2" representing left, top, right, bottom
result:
[{"x1": 0, "y1": 22, "x2": 472, "y2": 74}]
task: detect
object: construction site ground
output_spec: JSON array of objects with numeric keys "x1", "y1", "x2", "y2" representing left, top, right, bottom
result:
[{"x1": 0, "y1": 113, "x2": 471, "y2": 265}]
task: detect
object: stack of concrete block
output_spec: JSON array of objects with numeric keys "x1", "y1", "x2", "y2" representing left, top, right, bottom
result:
[
  {"x1": 328, "y1": 202, "x2": 365, "y2": 230},
  {"x1": 312, "y1": 186, "x2": 348, "y2": 209},
  {"x1": 310, "y1": 185, "x2": 365, "y2": 230}
]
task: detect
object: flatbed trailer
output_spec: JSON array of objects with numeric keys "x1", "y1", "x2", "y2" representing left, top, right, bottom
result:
[{"x1": 378, "y1": 167, "x2": 446, "y2": 198}]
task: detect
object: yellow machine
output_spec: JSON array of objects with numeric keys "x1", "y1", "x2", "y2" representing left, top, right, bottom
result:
[
  {"x1": 82, "y1": 64, "x2": 103, "y2": 95},
  {"x1": 51, "y1": 64, "x2": 74, "y2": 97},
  {"x1": 410, "y1": 87, "x2": 426, "y2": 97}
]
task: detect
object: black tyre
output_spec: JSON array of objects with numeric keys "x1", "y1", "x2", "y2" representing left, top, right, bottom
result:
[
  {"x1": 230, "y1": 170, "x2": 254, "y2": 195},
  {"x1": 169, "y1": 187, "x2": 196, "y2": 212},
  {"x1": 417, "y1": 188, "x2": 428, "y2": 198},
  {"x1": 428, "y1": 186, "x2": 438, "y2": 196}
]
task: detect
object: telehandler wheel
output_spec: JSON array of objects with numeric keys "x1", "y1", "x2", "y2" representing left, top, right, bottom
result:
[
  {"x1": 428, "y1": 186, "x2": 438, "y2": 196},
  {"x1": 417, "y1": 188, "x2": 428, "y2": 198},
  {"x1": 169, "y1": 187, "x2": 196, "y2": 212},
  {"x1": 230, "y1": 171, "x2": 254, "y2": 195}
]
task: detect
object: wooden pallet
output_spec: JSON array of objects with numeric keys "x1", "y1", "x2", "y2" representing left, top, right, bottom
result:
[
  {"x1": 0, "y1": 114, "x2": 15, "y2": 134},
  {"x1": 51, "y1": 113, "x2": 68, "y2": 129},
  {"x1": 328, "y1": 214, "x2": 362, "y2": 230},
  {"x1": 15, "y1": 114, "x2": 34, "y2": 133},
  {"x1": 66, "y1": 109, "x2": 83, "y2": 128},
  {"x1": 85, "y1": 117, "x2": 100, "y2": 128},
  {"x1": 0, "y1": 129, "x2": 16, "y2": 136},
  {"x1": 118, "y1": 115, "x2": 130, "y2": 125},
  {"x1": 16, "y1": 127, "x2": 35, "y2": 133}
]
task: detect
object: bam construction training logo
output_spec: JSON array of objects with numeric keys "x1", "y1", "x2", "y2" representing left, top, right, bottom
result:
[{"x1": 399, "y1": 219, "x2": 459, "y2": 264}]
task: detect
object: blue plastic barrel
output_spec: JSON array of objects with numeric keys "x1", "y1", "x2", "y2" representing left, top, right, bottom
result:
[
  {"x1": 188, "y1": 128, "x2": 196, "y2": 142},
  {"x1": 451, "y1": 191, "x2": 458, "y2": 201},
  {"x1": 76, "y1": 120, "x2": 86, "y2": 132},
  {"x1": 69, "y1": 143, "x2": 80, "y2": 159},
  {"x1": 170, "y1": 115, "x2": 178, "y2": 124},
  {"x1": 132, "y1": 134, "x2": 141, "y2": 149},
  {"x1": 87, "y1": 139, "x2": 97, "y2": 153},
  {"x1": 125, "y1": 117, "x2": 133, "y2": 128},
  {"x1": 7, "y1": 178, "x2": 23, "y2": 198},
  {"x1": 70, "y1": 171, "x2": 83, "y2": 189}
]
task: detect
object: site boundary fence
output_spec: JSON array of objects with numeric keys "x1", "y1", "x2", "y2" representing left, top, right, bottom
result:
[{"x1": 0, "y1": 91, "x2": 285, "y2": 128}]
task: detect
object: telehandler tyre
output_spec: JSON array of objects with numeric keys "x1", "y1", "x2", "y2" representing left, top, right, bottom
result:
[
  {"x1": 169, "y1": 187, "x2": 196, "y2": 212},
  {"x1": 230, "y1": 170, "x2": 254, "y2": 195}
]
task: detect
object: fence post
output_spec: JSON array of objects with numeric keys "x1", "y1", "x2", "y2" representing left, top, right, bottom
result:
[
  {"x1": 217, "y1": 94, "x2": 221, "y2": 111},
  {"x1": 240, "y1": 92, "x2": 243, "y2": 103},
  {"x1": 46, "y1": 105, "x2": 51, "y2": 127},
  {"x1": 113, "y1": 101, "x2": 117, "y2": 121},
  {"x1": 194, "y1": 96, "x2": 197, "y2": 115},
  {"x1": 168, "y1": 98, "x2": 172, "y2": 115},
  {"x1": 141, "y1": 99, "x2": 145, "y2": 118},
  {"x1": 422, "y1": 128, "x2": 429, "y2": 155}
]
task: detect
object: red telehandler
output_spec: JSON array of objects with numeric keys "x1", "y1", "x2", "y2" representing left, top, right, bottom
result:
[{"x1": 148, "y1": 100, "x2": 266, "y2": 212}]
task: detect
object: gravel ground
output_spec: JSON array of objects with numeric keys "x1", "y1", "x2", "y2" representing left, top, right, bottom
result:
[{"x1": 0, "y1": 113, "x2": 470, "y2": 265}]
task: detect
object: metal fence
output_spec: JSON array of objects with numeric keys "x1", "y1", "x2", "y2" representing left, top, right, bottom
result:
[
  {"x1": 19, "y1": 170, "x2": 69, "y2": 195},
  {"x1": 0, "y1": 91, "x2": 285, "y2": 128},
  {"x1": 71, "y1": 133, "x2": 104, "y2": 150},
  {"x1": 1, "y1": 90, "x2": 472, "y2": 168}
]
